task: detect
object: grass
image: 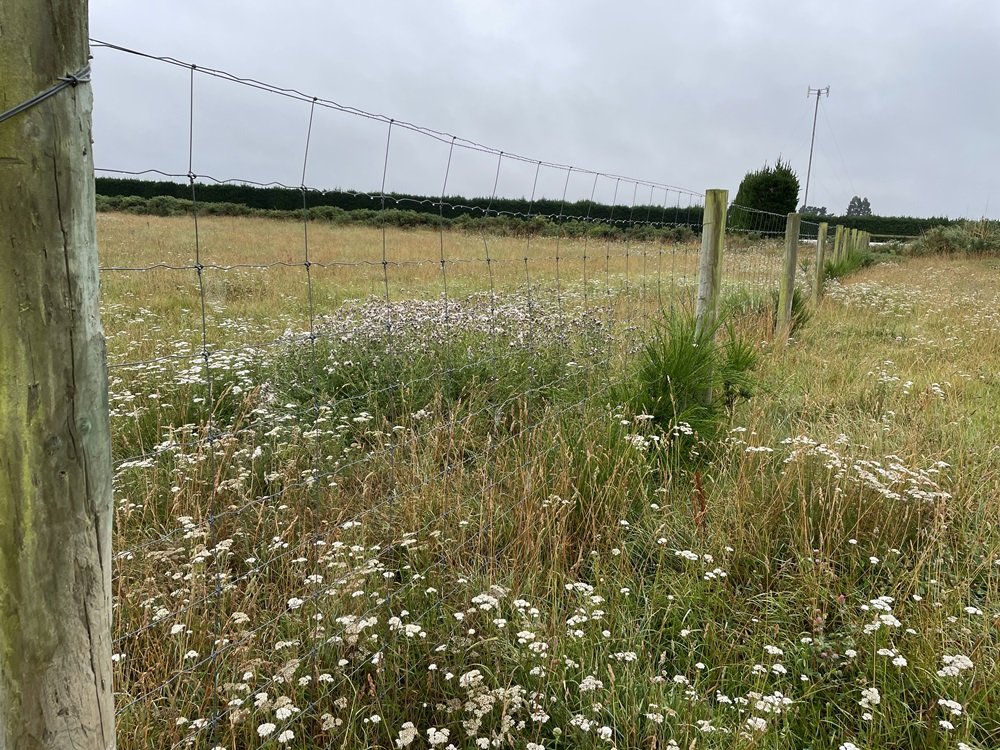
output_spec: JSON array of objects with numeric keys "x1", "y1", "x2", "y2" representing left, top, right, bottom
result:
[{"x1": 101, "y1": 213, "x2": 1000, "y2": 750}]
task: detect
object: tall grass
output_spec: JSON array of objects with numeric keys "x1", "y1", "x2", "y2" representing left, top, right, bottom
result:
[{"x1": 102, "y1": 215, "x2": 999, "y2": 750}]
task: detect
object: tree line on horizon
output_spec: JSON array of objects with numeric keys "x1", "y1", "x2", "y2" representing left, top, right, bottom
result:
[{"x1": 95, "y1": 176, "x2": 956, "y2": 239}]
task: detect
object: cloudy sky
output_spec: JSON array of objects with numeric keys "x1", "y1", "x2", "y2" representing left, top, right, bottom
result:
[{"x1": 89, "y1": 0, "x2": 999, "y2": 219}]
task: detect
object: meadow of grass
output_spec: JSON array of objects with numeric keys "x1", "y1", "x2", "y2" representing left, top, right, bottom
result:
[{"x1": 100, "y1": 212, "x2": 998, "y2": 750}]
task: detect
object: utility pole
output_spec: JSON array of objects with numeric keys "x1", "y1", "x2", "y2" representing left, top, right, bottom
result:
[{"x1": 802, "y1": 86, "x2": 829, "y2": 212}]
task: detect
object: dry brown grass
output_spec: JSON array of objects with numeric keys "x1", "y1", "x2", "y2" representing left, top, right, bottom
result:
[{"x1": 96, "y1": 212, "x2": 792, "y2": 364}]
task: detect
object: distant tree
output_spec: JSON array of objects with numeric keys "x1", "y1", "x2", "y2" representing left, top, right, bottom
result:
[
  {"x1": 846, "y1": 196, "x2": 873, "y2": 216},
  {"x1": 800, "y1": 205, "x2": 828, "y2": 216},
  {"x1": 731, "y1": 158, "x2": 800, "y2": 231}
]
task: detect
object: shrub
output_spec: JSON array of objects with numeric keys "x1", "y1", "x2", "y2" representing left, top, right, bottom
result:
[{"x1": 910, "y1": 221, "x2": 1000, "y2": 256}]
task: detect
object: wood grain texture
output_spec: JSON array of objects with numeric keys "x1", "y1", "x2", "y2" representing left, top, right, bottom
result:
[{"x1": 0, "y1": 1, "x2": 114, "y2": 747}]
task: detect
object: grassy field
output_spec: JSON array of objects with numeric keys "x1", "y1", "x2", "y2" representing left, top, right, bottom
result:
[
  {"x1": 97, "y1": 214, "x2": 789, "y2": 363},
  {"x1": 101, "y1": 212, "x2": 999, "y2": 750}
]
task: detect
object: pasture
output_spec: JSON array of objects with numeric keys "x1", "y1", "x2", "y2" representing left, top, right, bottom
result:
[{"x1": 102, "y1": 212, "x2": 999, "y2": 749}]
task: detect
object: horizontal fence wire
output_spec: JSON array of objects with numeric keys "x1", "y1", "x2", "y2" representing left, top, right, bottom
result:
[
  {"x1": 88, "y1": 40, "x2": 701, "y2": 198},
  {"x1": 92, "y1": 39, "x2": 793, "y2": 750}
]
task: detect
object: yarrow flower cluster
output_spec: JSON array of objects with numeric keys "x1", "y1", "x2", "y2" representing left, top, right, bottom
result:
[{"x1": 937, "y1": 654, "x2": 974, "y2": 678}]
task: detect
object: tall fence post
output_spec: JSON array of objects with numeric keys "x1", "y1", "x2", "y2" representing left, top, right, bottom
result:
[
  {"x1": 694, "y1": 188, "x2": 728, "y2": 337},
  {"x1": 777, "y1": 212, "x2": 801, "y2": 336},
  {"x1": 0, "y1": 2, "x2": 115, "y2": 748},
  {"x1": 832, "y1": 225, "x2": 844, "y2": 264},
  {"x1": 814, "y1": 221, "x2": 828, "y2": 301}
]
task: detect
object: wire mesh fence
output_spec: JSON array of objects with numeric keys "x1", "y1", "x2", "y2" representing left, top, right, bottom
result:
[{"x1": 90, "y1": 40, "x2": 820, "y2": 749}]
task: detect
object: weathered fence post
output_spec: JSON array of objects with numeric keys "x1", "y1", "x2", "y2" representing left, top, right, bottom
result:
[
  {"x1": 0, "y1": 2, "x2": 115, "y2": 748},
  {"x1": 832, "y1": 225, "x2": 844, "y2": 264},
  {"x1": 814, "y1": 221, "x2": 828, "y2": 301},
  {"x1": 694, "y1": 188, "x2": 728, "y2": 337},
  {"x1": 776, "y1": 212, "x2": 801, "y2": 336},
  {"x1": 693, "y1": 188, "x2": 727, "y2": 405}
]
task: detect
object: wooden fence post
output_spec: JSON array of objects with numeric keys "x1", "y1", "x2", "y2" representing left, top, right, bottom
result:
[
  {"x1": 814, "y1": 221, "x2": 828, "y2": 301},
  {"x1": 0, "y1": 2, "x2": 115, "y2": 748},
  {"x1": 694, "y1": 188, "x2": 728, "y2": 337},
  {"x1": 776, "y1": 212, "x2": 801, "y2": 336},
  {"x1": 832, "y1": 225, "x2": 844, "y2": 264}
]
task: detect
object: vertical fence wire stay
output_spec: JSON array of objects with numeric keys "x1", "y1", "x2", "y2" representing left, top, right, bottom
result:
[
  {"x1": 622, "y1": 180, "x2": 639, "y2": 354},
  {"x1": 523, "y1": 160, "x2": 541, "y2": 348},
  {"x1": 188, "y1": 62, "x2": 223, "y2": 744},
  {"x1": 379, "y1": 119, "x2": 395, "y2": 338},
  {"x1": 481, "y1": 151, "x2": 503, "y2": 327},
  {"x1": 553, "y1": 166, "x2": 572, "y2": 346},
  {"x1": 641, "y1": 184, "x2": 655, "y2": 325},
  {"x1": 298, "y1": 94, "x2": 327, "y2": 713},
  {"x1": 624, "y1": 181, "x2": 637, "y2": 299},
  {"x1": 438, "y1": 137, "x2": 456, "y2": 331},
  {"x1": 581, "y1": 171, "x2": 600, "y2": 307},
  {"x1": 437, "y1": 135, "x2": 456, "y2": 416},
  {"x1": 680, "y1": 193, "x2": 693, "y2": 302},
  {"x1": 604, "y1": 177, "x2": 621, "y2": 387},
  {"x1": 670, "y1": 190, "x2": 682, "y2": 312},
  {"x1": 656, "y1": 188, "x2": 668, "y2": 312}
]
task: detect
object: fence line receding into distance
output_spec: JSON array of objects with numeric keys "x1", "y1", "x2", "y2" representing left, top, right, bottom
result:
[{"x1": 86, "y1": 39, "x2": 869, "y2": 749}]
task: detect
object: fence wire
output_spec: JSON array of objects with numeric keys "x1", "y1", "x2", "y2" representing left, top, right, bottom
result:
[{"x1": 92, "y1": 40, "x2": 798, "y2": 749}]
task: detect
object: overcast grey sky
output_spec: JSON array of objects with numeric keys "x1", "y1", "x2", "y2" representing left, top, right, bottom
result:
[{"x1": 90, "y1": 0, "x2": 1000, "y2": 219}]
